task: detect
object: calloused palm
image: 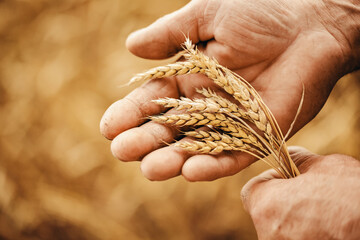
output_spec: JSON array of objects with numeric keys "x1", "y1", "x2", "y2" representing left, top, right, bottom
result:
[{"x1": 100, "y1": 0, "x2": 353, "y2": 181}]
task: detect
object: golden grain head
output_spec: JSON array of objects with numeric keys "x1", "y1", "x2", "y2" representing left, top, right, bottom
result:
[{"x1": 130, "y1": 38, "x2": 300, "y2": 178}]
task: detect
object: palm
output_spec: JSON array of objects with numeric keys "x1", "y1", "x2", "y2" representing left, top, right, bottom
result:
[{"x1": 101, "y1": 0, "x2": 345, "y2": 181}]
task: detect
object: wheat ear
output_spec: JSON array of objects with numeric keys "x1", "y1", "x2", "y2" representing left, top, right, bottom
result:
[
  {"x1": 128, "y1": 61, "x2": 205, "y2": 85},
  {"x1": 129, "y1": 38, "x2": 300, "y2": 178},
  {"x1": 152, "y1": 94, "x2": 248, "y2": 119},
  {"x1": 182, "y1": 40, "x2": 273, "y2": 137},
  {"x1": 183, "y1": 40, "x2": 300, "y2": 177},
  {"x1": 150, "y1": 113, "x2": 264, "y2": 151}
]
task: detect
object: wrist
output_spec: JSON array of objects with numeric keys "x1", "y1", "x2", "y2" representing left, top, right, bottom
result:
[{"x1": 320, "y1": 0, "x2": 360, "y2": 73}]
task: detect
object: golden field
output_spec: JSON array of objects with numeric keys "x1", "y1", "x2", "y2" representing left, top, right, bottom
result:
[{"x1": 0, "y1": 0, "x2": 359, "y2": 239}]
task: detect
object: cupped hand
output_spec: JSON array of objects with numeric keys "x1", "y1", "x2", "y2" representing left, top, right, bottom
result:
[
  {"x1": 100, "y1": 0, "x2": 358, "y2": 181},
  {"x1": 241, "y1": 146, "x2": 360, "y2": 239}
]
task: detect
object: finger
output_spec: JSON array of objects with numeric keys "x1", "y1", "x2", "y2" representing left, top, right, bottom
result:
[
  {"x1": 241, "y1": 169, "x2": 281, "y2": 213},
  {"x1": 140, "y1": 142, "x2": 193, "y2": 181},
  {"x1": 100, "y1": 77, "x2": 178, "y2": 140},
  {"x1": 110, "y1": 103, "x2": 194, "y2": 163},
  {"x1": 138, "y1": 125, "x2": 256, "y2": 181},
  {"x1": 110, "y1": 120, "x2": 178, "y2": 162},
  {"x1": 141, "y1": 145, "x2": 257, "y2": 181},
  {"x1": 288, "y1": 146, "x2": 319, "y2": 173},
  {"x1": 182, "y1": 152, "x2": 257, "y2": 181},
  {"x1": 126, "y1": 0, "x2": 217, "y2": 59},
  {"x1": 241, "y1": 147, "x2": 319, "y2": 213}
]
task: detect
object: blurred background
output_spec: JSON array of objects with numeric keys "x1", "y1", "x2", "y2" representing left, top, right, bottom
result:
[{"x1": 0, "y1": 0, "x2": 359, "y2": 239}]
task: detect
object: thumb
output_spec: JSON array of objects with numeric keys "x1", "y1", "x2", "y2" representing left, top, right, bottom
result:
[
  {"x1": 126, "y1": 0, "x2": 217, "y2": 59},
  {"x1": 241, "y1": 146, "x2": 319, "y2": 212},
  {"x1": 241, "y1": 169, "x2": 280, "y2": 213}
]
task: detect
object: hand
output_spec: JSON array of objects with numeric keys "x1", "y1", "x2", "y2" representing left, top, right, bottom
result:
[
  {"x1": 241, "y1": 146, "x2": 360, "y2": 240},
  {"x1": 100, "y1": 0, "x2": 360, "y2": 181}
]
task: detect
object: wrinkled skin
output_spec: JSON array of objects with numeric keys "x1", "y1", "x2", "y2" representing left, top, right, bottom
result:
[
  {"x1": 100, "y1": 0, "x2": 360, "y2": 181},
  {"x1": 241, "y1": 147, "x2": 360, "y2": 240}
]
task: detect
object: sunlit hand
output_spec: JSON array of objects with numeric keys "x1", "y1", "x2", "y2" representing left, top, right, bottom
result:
[
  {"x1": 100, "y1": 0, "x2": 360, "y2": 181},
  {"x1": 241, "y1": 146, "x2": 360, "y2": 239}
]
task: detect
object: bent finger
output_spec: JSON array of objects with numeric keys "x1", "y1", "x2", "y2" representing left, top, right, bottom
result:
[
  {"x1": 182, "y1": 151, "x2": 257, "y2": 182},
  {"x1": 241, "y1": 169, "x2": 281, "y2": 213},
  {"x1": 110, "y1": 120, "x2": 179, "y2": 162},
  {"x1": 100, "y1": 77, "x2": 179, "y2": 140},
  {"x1": 141, "y1": 145, "x2": 258, "y2": 181},
  {"x1": 288, "y1": 146, "x2": 319, "y2": 173}
]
